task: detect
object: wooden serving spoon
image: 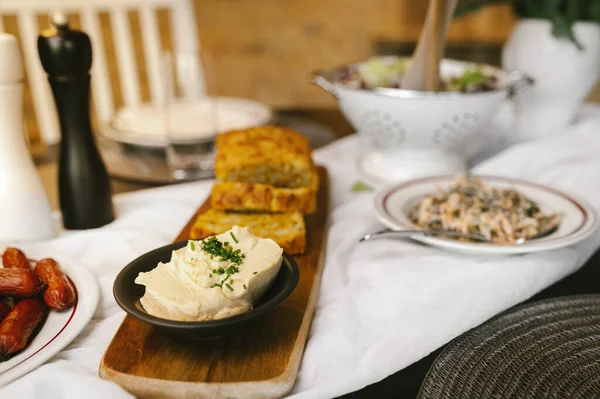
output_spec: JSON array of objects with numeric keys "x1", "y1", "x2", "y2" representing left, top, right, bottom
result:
[{"x1": 401, "y1": 0, "x2": 458, "y2": 91}]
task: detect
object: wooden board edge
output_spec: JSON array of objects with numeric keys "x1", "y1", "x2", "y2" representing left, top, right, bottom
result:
[
  {"x1": 276, "y1": 212, "x2": 330, "y2": 393},
  {"x1": 99, "y1": 359, "x2": 293, "y2": 399}
]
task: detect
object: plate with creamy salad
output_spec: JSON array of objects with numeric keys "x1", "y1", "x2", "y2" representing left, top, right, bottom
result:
[{"x1": 374, "y1": 175, "x2": 598, "y2": 255}]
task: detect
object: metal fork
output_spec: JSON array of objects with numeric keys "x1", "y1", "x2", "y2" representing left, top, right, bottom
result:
[{"x1": 359, "y1": 227, "x2": 558, "y2": 245}]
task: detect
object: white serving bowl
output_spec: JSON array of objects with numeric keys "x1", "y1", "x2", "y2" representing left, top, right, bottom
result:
[{"x1": 312, "y1": 57, "x2": 533, "y2": 184}]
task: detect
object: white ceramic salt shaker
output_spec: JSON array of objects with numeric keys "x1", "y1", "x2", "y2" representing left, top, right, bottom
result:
[{"x1": 0, "y1": 34, "x2": 56, "y2": 242}]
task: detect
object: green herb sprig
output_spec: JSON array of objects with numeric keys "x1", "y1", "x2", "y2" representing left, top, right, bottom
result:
[
  {"x1": 201, "y1": 236, "x2": 245, "y2": 265},
  {"x1": 210, "y1": 261, "x2": 242, "y2": 289},
  {"x1": 211, "y1": 274, "x2": 231, "y2": 289}
]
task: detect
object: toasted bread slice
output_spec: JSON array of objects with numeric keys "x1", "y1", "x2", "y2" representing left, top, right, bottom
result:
[
  {"x1": 210, "y1": 168, "x2": 319, "y2": 214},
  {"x1": 190, "y1": 210, "x2": 306, "y2": 255},
  {"x1": 215, "y1": 126, "x2": 313, "y2": 188}
]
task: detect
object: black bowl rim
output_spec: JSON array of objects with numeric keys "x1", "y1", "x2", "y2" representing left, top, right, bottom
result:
[{"x1": 113, "y1": 240, "x2": 300, "y2": 330}]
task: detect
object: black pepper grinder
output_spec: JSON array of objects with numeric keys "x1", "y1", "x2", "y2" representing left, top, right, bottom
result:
[{"x1": 38, "y1": 14, "x2": 115, "y2": 229}]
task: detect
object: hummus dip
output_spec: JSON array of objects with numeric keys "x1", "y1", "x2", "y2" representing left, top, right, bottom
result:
[{"x1": 135, "y1": 226, "x2": 283, "y2": 321}]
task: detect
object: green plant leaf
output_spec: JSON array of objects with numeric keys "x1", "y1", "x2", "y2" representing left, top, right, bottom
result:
[
  {"x1": 551, "y1": 14, "x2": 584, "y2": 49},
  {"x1": 566, "y1": 0, "x2": 585, "y2": 21},
  {"x1": 456, "y1": 0, "x2": 600, "y2": 22},
  {"x1": 510, "y1": 0, "x2": 564, "y2": 18},
  {"x1": 454, "y1": 0, "x2": 506, "y2": 18},
  {"x1": 453, "y1": 0, "x2": 596, "y2": 47},
  {"x1": 589, "y1": 0, "x2": 600, "y2": 21}
]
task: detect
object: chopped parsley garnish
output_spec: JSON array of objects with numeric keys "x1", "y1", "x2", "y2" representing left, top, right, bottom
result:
[
  {"x1": 243, "y1": 284, "x2": 247, "y2": 289},
  {"x1": 203, "y1": 235, "x2": 247, "y2": 289},
  {"x1": 230, "y1": 232, "x2": 238, "y2": 243},
  {"x1": 210, "y1": 264, "x2": 241, "y2": 289},
  {"x1": 211, "y1": 274, "x2": 231, "y2": 289},
  {"x1": 253, "y1": 271, "x2": 257, "y2": 275},
  {"x1": 201, "y1": 236, "x2": 245, "y2": 265},
  {"x1": 225, "y1": 265, "x2": 239, "y2": 275},
  {"x1": 189, "y1": 241, "x2": 195, "y2": 250}
]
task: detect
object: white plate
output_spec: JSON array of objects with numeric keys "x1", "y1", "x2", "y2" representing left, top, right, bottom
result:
[
  {"x1": 101, "y1": 96, "x2": 273, "y2": 148},
  {"x1": 0, "y1": 261, "x2": 99, "y2": 386},
  {"x1": 374, "y1": 175, "x2": 599, "y2": 255}
]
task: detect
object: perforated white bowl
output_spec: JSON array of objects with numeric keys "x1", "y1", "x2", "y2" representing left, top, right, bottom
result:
[{"x1": 312, "y1": 57, "x2": 533, "y2": 183}]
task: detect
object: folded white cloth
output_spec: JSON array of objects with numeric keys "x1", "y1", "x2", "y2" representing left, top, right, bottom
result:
[{"x1": 2, "y1": 105, "x2": 600, "y2": 399}]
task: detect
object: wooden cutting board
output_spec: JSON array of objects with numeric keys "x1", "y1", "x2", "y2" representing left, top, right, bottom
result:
[{"x1": 99, "y1": 167, "x2": 329, "y2": 399}]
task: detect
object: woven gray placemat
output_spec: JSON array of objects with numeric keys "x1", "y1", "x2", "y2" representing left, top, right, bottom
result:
[{"x1": 419, "y1": 295, "x2": 600, "y2": 399}]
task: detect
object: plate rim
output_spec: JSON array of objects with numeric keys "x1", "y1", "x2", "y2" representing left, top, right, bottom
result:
[
  {"x1": 100, "y1": 96, "x2": 274, "y2": 148},
  {"x1": 0, "y1": 262, "x2": 99, "y2": 386},
  {"x1": 374, "y1": 175, "x2": 599, "y2": 254}
]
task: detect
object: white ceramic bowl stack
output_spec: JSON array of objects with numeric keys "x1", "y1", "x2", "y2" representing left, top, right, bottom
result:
[{"x1": 312, "y1": 56, "x2": 533, "y2": 184}]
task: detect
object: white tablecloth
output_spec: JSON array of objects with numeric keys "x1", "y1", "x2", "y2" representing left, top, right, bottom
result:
[{"x1": 2, "y1": 105, "x2": 600, "y2": 399}]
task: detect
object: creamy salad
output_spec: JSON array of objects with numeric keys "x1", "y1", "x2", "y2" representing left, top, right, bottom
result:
[
  {"x1": 135, "y1": 226, "x2": 283, "y2": 321},
  {"x1": 408, "y1": 177, "x2": 562, "y2": 243}
]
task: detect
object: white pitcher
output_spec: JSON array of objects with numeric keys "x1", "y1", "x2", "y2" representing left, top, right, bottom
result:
[
  {"x1": 0, "y1": 34, "x2": 55, "y2": 242},
  {"x1": 503, "y1": 19, "x2": 600, "y2": 141}
]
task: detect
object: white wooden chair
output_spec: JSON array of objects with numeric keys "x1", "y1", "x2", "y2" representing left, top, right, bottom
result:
[{"x1": 0, "y1": 0, "x2": 205, "y2": 145}]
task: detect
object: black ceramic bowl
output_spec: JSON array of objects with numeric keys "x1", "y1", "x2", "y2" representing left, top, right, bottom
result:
[{"x1": 113, "y1": 240, "x2": 300, "y2": 336}]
